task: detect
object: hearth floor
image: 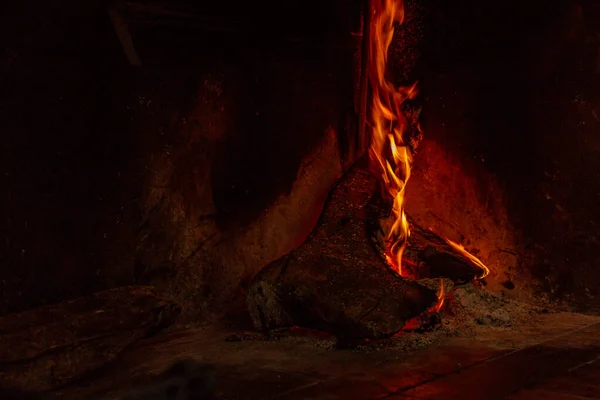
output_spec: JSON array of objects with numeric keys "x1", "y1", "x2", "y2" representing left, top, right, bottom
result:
[{"x1": 59, "y1": 312, "x2": 600, "y2": 400}]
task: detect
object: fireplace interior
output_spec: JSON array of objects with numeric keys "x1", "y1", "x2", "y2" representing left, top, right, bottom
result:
[{"x1": 2, "y1": 0, "x2": 600, "y2": 398}]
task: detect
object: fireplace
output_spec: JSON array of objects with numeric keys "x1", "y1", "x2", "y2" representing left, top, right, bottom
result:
[{"x1": 2, "y1": 0, "x2": 600, "y2": 398}]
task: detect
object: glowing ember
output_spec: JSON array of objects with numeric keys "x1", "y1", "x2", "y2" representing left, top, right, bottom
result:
[{"x1": 368, "y1": 0, "x2": 490, "y2": 283}]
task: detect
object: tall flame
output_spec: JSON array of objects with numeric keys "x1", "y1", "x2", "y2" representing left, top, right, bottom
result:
[
  {"x1": 368, "y1": 0, "x2": 489, "y2": 282},
  {"x1": 368, "y1": 0, "x2": 417, "y2": 275}
]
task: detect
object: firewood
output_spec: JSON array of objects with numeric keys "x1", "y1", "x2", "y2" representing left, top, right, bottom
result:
[
  {"x1": 0, "y1": 286, "x2": 180, "y2": 391},
  {"x1": 367, "y1": 192, "x2": 488, "y2": 283},
  {"x1": 246, "y1": 159, "x2": 438, "y2": 341}
]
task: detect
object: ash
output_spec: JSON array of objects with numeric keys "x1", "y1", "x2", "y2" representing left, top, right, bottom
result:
[
  {"x1": 266, "y1": 282, "x2": 546, "y2": 353},
  {"x1": 359, "y1": 282, "x2": 546, "y2": 352}
]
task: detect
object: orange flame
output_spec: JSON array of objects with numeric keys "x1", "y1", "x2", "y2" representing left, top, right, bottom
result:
[
  {"x1": 444, "y1": 238, "x2": 490, "y2": 279},
  {"x1": 368, "y1": 0, "x2": 491, "y2": 282},
  {"x1": 431, "y1": 278, "x2": 445, "y2": 313},
  {"x1": 368, "y1": 0, "x2": 418, "y2": 275}
]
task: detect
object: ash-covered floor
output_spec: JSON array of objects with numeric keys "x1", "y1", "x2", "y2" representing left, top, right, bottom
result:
[{"x1": 57, "y1": 284, "x2": 600, "y2": 399}]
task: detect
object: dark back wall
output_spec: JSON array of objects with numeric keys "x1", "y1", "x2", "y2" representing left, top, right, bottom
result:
[
  {"x1": 417, "y1": 0, "x2": 600, "y2": 308},
  {"x1": 2, "y1": 0, "x2": 599, "y2": 317},
  {"x1": 1, "y1": 0, "x2": 134, "y2": 313},
  {"x1": 0, "y1": 0, "x2": 361, "y2": 317}
]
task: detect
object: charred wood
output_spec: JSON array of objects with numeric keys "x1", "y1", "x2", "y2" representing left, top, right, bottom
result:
[
  {"x1": 0, "y1": 286, "x2": 180, "y2": 391},
  {"x1": 367, "y1": 193, "x2": 487, "y2": 284},
  {"x1": 246, "y1": 159, "x2": 438, "y2": 341}
]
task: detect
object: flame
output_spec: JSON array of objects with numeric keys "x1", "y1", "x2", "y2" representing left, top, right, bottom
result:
[
  {"x1": 431, "y1": 278, "x2": 445, "y2": 313},
  {"x1": 368, "y1": 0, "x2": 491, "y2": 281},
  {"x1": 444, "y1": 238, "x2": 490, "y2": 279},
  {"x1": 368, "y1": 0, "x2": 417, "y2": 275}
]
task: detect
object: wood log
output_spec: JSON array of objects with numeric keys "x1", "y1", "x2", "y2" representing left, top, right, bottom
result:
[
  {"x1": 246, "y1": 159, "x2": 438, "y2": 341},
  {"x1": 0, "y1": 286, "x2": 180, "y2": 391},
  {"x1": 367, "y1": 193, "x2": 487, "y2": 283}
]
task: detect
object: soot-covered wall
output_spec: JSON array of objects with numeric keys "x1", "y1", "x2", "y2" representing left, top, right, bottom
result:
[
  {"x1": 1, "y1": 1, "x2": 134, "y2": 314},
  {"x1": 1, "y1": 0, "x2": 363, "y2": 321},
  {"x1": 410, "y1": 0, "x2": 600, "y2": 310},
  {"x1": 2, "y1": 0, "x2": 599, "y2": 321}
]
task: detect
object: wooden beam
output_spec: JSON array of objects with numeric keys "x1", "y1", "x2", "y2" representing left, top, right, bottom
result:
[
  {"x1": 246, "y1": 160, "x2": 437, "y2": 342},
  {"x1": 109, "y1": 3, "x2": 142, "y2": 67}
]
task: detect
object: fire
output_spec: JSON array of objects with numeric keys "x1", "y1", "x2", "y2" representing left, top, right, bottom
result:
[
  {"x1": 444, "y1": 238, "x2": 490, "y2": 279},
  {"x1": 368, "y1": 0, "x2": 418, "y2": 275},
  {"x1": 368, "y1": 0, "x2": 490, "y2": 283},
  {"x1": 426, "y1": 278, "x2": 446, "y2": 313}
]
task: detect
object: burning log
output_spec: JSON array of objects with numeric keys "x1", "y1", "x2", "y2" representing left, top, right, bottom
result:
[
  {"x1": 247, "y1": 159, "x2": 490, "y2": 340},
  {"x1": 361, "y1": 0, "x2": 488, "y2": 284},
  {"x1": 0, "y1": 286, "x2": 180, "y2": 391},
  {"x1": 246, "y1": 160, "x2": 439, "y2": 341},
  {"x1": 247, "y1": 0, "x2": 489, "y2": 340},
  {"x1": 367, "y1": 196, "x2": 489, "y2": 283},
  {"x1": 406, "y1": 223, "x2": 489, "y2": 283}
]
